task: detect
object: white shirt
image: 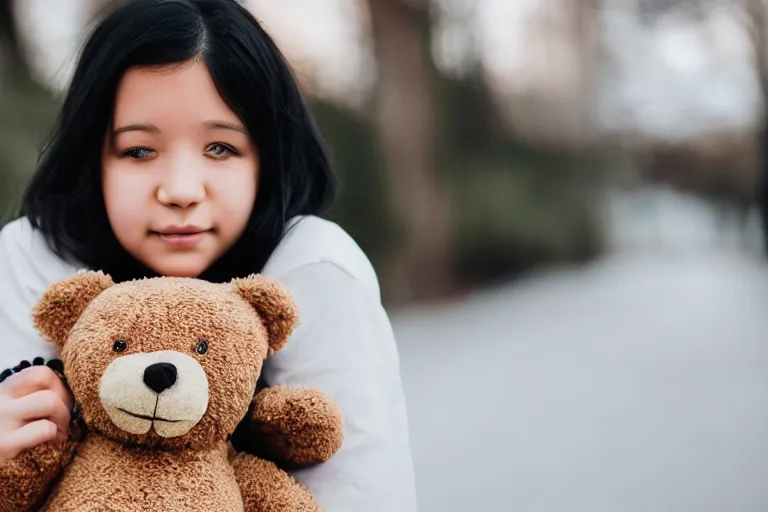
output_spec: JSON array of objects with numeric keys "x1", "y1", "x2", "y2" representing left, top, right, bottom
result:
[{"x1": 0, "y1": 215, "x2": 418, "y2": 512}]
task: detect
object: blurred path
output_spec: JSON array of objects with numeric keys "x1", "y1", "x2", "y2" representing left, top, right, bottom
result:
[{"x1": 393, "y1": 213, "x2": 768, "y2": 511}]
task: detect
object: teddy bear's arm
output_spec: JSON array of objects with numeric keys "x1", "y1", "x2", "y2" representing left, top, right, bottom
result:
[
  {"x1": 0, "y1": 440, "x2": 78, "y2": 512},
  {"x1": 238, "y1": 385, "x2": 343, "y2": 469},
  {"x1": 230, "y1": 452, "x2": 321, "y2": 512}
]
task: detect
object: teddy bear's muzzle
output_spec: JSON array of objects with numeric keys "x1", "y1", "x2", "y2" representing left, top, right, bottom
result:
[{"x1": 99, "y1": 350, "x2": 209, "y2": 438}]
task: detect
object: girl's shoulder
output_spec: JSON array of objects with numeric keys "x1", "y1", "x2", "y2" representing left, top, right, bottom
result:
[
  {"x1": 263, "y1": 215, "x2": 381, "y2": 298},
  {"x1": 0, "y1": 217, "x2": 82, "y2": 368},
  {"x1": 0, "y1": 216, "x2": 82, "y2": 284}
]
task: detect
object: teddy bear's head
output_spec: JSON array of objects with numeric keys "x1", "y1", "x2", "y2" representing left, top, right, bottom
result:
[{"x1": 31, "y1": 271, "x2": 297, "y2": 452}]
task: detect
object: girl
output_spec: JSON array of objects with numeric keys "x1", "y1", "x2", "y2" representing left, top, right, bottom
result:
[{"x1": 0, "y1": 0, "x2": 417, "y2": 510}]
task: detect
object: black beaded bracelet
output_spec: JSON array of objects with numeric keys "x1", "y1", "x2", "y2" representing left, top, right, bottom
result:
[{"x1": 0, "y1": 358, "x2": 65, "y2": 384}]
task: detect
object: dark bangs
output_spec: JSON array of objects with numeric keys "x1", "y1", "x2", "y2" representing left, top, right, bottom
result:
[{"x1": 20, "y1": 0, "x2": 336, "y2": 283}]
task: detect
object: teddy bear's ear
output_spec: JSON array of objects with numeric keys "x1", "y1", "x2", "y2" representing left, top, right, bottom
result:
[
  {"x1": 32, "y1": 271, "x2": 114, "y2": 346},
  {"x1": 231, "y1": 275, "x2": 299, "y2": 355}
]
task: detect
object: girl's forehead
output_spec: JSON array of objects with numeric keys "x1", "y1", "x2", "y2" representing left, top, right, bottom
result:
[{"x1": 112, "y1": 61, "x2": 240, "y2": 128}]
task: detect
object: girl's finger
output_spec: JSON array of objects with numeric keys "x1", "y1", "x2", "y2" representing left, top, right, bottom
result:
[
  {"x1": 9, "y1": 390, "x2": 71, "y2": 436},
  {"x1": 0, "y1": 366, "x2": 74, "y2": 412},
  {"x1": 0, "y1": 419, "x2": 58, "y2": 462}
]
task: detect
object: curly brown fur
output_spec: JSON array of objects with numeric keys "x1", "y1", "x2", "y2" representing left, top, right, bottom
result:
[
  {"x1": 231, "y1": 275, "x2": 299, "y2": 355},
  {"x1": 31, "y1": 271, "x2": 114, "y2": 346},
  {"x1": 0, "y1": 441, "x2": 77, "y2": 512},
  {"x1": 231, "y1": 452, "x2": 320, "y2": 511},
  {"x1": 247, "y1": 386, "x2": 343, "y2": 469},
  {"x1": 0, "y1": 272, "x2": 339, "y2": 511}
]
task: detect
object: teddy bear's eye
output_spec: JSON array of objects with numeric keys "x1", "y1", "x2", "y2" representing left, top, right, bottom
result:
[
  {"x1": 195, "y1": 339, "x2": 208, "y2": 355},
  {"x1": 113, "y1": 340, "x2": 128, "y2": 353}
]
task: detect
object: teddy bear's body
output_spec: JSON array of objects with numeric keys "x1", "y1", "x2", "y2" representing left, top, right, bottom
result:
[
  {"x1": 0, "y1": 273, "x2": 343, "y2": 512},
  {"x1": 36, "y1": 434, "x2": 316, "y2": 511},
  {"x1": 44, "y1": 436, "x2": 242, "y2": 511}
]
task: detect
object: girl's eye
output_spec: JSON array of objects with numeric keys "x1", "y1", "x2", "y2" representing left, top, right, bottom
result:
[
  {"x1": 123, "y1": 147, "x2": 155, "y2": 160},
  {"x1": 205, "y1": 143, "x2": 238, "y2": 159}
]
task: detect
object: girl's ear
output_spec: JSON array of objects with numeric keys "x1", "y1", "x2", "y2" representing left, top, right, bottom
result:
[
  {"x1": 32, "y1": 271, "x2": 114, "y2": 347},
  {"x1": 230, "y1": 275, "x2": 299, "y2": 355}
]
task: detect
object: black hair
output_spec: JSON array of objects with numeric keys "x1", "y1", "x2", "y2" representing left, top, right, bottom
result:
[{"x1": 20, "y1": 0, "x2": 336, "y2": 283}]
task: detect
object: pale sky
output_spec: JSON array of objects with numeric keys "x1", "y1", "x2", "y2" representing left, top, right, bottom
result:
[
  {"x1": 596, "y1": 2, "x2": 760, "y2": 140},
  {"x1": 245, "y1": 0, "x2": 376, "y2": 107}
]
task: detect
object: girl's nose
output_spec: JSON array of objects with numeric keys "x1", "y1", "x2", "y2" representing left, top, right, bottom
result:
[{"x1": 156, "y1": 178, "x2": 205, "y2": 208}]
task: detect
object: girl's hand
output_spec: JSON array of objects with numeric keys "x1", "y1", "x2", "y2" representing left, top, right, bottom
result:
[{"x1": 0, "y1": 365, "x2": 74, "y2": 462}]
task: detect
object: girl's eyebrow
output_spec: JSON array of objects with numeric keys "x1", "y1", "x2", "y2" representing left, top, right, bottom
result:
[
  {"x1": 112, "y1": 121, "x2": 247, "y2": 136},
  {"x1": 113, "y1": 123, "x2": 160, "y2": 136},
  {"x1": 204, "y1": 121, "x2": 247, "y2": 134}
]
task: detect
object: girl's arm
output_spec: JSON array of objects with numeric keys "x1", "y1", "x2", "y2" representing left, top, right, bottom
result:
[
  {"x1": 261, "y1": 262, "x2": 417, "y2": 512},
  {"x1": 0, "y1": 219, "x2": 75, "y2": 370},
  {"x1": 0, "y1": 220, "x2": 81, "y2": 509}
]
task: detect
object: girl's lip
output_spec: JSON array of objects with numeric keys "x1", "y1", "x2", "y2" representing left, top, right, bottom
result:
[
  {"x1": 155, "y1": 225, "x2": 209, "y2": 235},
  {"x1": 154, "y1": 231, "x2": 208, "y2": 248}
]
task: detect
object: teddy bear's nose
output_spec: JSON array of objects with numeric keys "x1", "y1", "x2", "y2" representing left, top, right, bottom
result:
[{"x1": 143, "y1": 362, "x2": 178, "y2": 394}]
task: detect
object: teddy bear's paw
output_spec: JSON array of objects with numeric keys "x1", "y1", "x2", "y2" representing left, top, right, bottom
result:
[
  {"x1": 250, "y1": 386, "x2": 343, "y2": 468},
  {"x1": 231, "y1": 454, "x2": 322, "y2": 512}
]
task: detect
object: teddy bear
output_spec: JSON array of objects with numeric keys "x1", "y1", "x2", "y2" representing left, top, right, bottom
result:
[{"x1": 0, "y1": 271, "x2": 344, "y2": 511}]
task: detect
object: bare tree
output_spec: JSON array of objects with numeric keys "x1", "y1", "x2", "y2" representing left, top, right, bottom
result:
[
  {"x1": 365, "y1": 0, "x2": 453, "y2": 301},
  {"x1": 571, "y1": 0, "x2": 602, "y2": 149},
  {"x1": 742, "y1": 0, "x2": 768, "y2": 252}
]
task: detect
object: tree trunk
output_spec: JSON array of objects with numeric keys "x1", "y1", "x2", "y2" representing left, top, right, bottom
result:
[
  {"x1": 365, "y1": 0, "x2": 453, "y2": 302},
  {"x1": 572, "y1": 0, "x2": 602, "y2": 150},
  {"x1": 744, "y1": 0, "x2": 768, "y2": 253}
]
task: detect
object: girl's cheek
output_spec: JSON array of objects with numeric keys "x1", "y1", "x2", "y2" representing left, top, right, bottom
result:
[
  {"x1": 221, "y1": 179, "x2": 257, "y2": 219},
  {"x1": 103, "y1": 169, "x2": 155, "y2": 214}
]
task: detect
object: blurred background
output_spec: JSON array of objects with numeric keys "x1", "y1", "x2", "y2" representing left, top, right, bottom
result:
[{"x1": 2, "y1": 0, "x2": 768, "y2": 510}]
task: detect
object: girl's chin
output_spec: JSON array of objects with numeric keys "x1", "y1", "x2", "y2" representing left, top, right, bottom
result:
[{"x1": 143, "y1": 256, "x2": 215, "y2": 279}]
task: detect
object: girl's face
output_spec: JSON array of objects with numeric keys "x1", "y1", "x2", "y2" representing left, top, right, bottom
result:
[{"x1": 102, "y1": 60, "x2": 258, "y2": 278}]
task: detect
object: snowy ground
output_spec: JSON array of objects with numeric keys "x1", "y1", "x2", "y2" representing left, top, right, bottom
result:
[{"x1": 392, "y1": 188, "x2": 768, "y2": 511}]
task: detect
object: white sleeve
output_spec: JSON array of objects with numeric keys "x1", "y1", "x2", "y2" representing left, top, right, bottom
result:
[
  {"x1": 0, "y1": 219, "x2": 76, "y2": 370},
  {"x1": 261, "y1": 262, "x2": 418, "y2": 512}
]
